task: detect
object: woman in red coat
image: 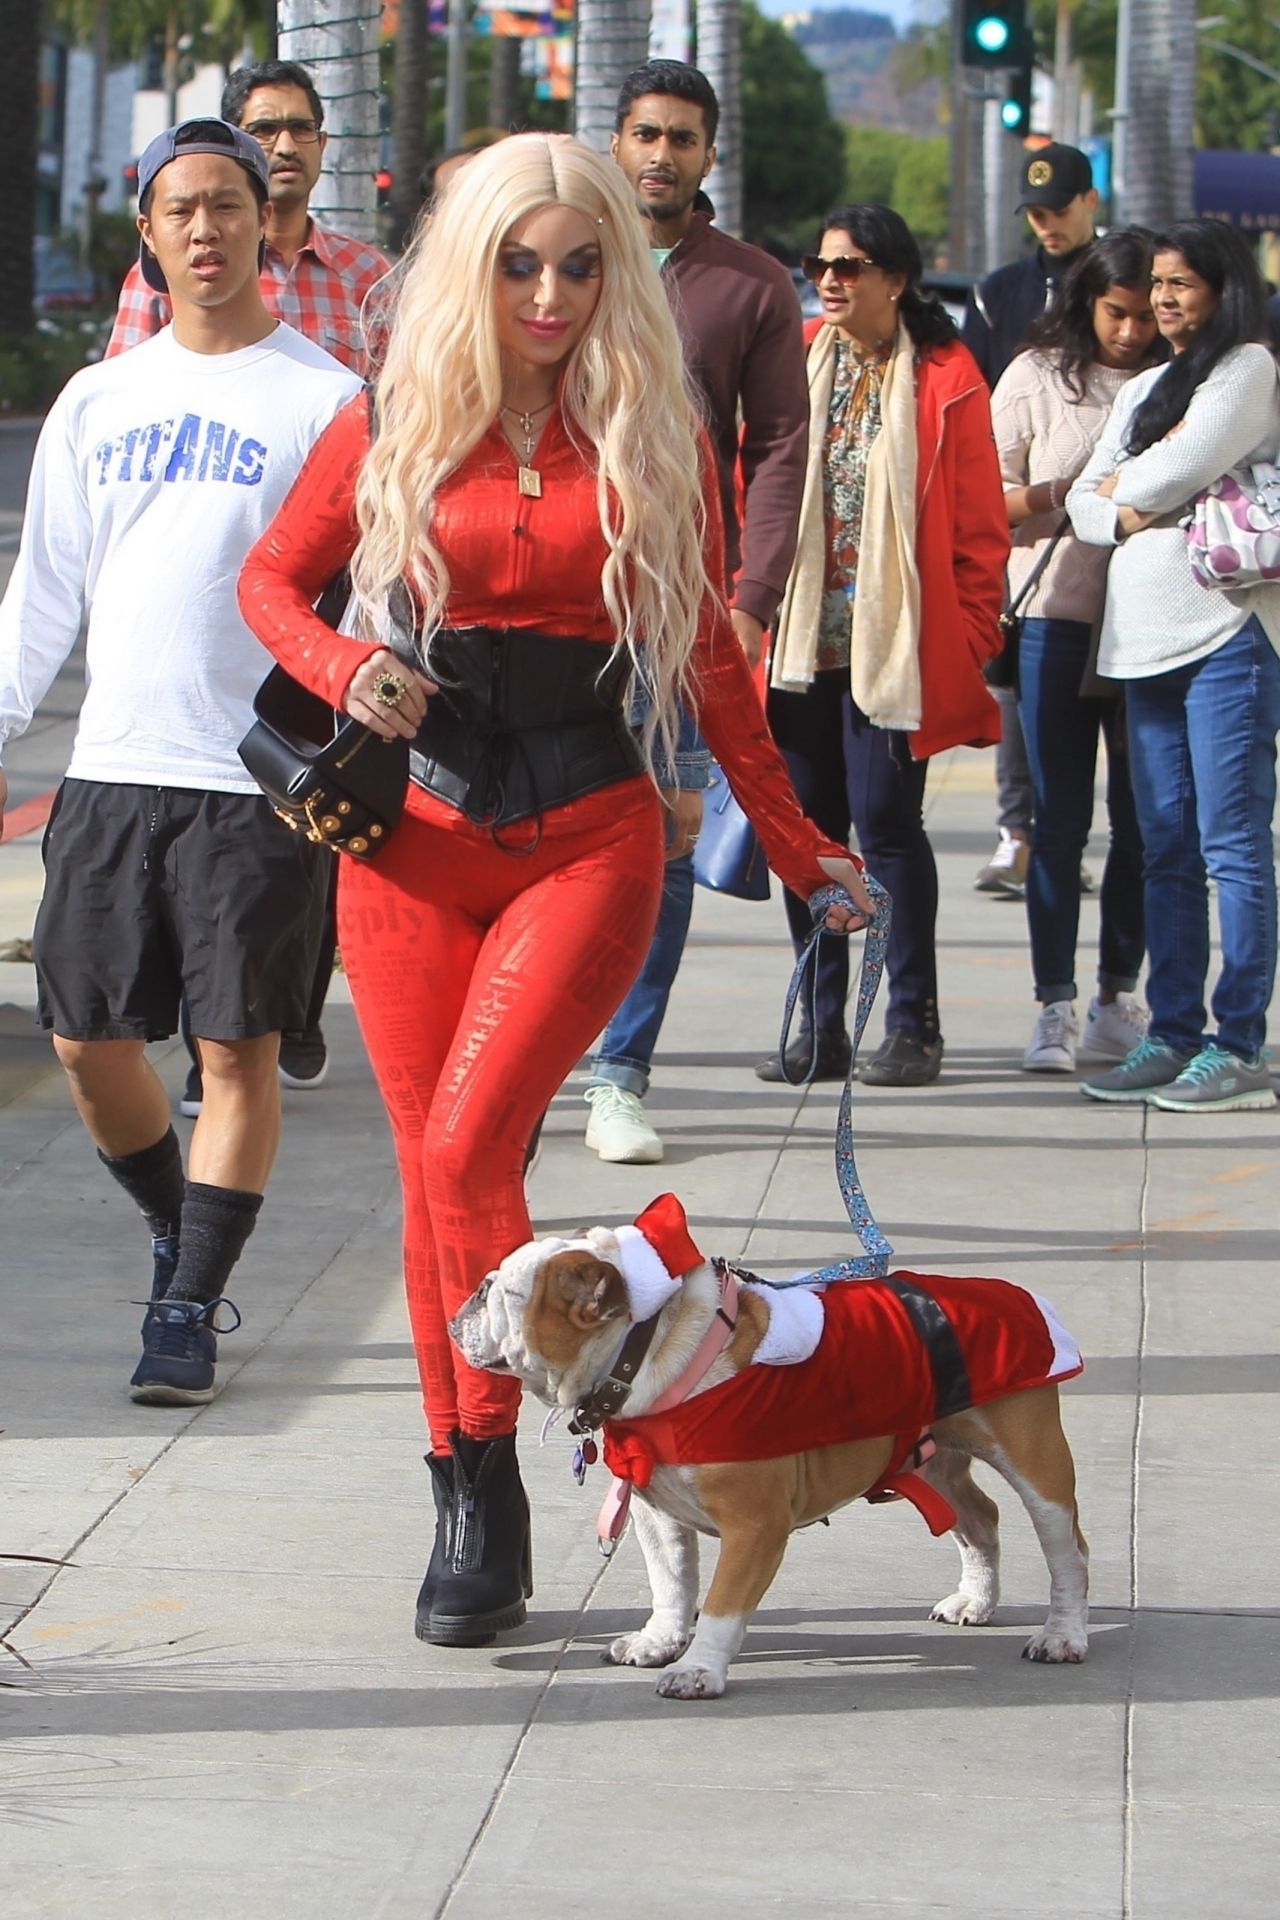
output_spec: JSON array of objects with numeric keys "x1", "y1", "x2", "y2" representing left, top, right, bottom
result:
[
  {"x1": 238, "y1": 134, "x2": 870, "y2": 1649},
  {"x1": 757, "y1": 205, "x2": 1009, "y2": 1088}
]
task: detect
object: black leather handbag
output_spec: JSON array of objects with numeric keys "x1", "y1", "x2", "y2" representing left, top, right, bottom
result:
[
  {"x1": 239, "y1": 663, "x2": 408, "y2": 860},
  {"x1": 985, "y1": 517, "x2": 1070, "y2": 692}
]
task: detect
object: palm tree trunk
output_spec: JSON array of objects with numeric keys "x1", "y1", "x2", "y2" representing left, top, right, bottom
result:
[
  {"x1": 278, "y1": 0, "x2": 382, "y2": 243},
  {"x1": 696, "y1": 0, "x2": 742, "y2": 237},
  {"x1": 389, "y1": 0, "x2": 430, "y2": 255},
  {"x1": 0, "y1": 0, "x2": 40, "y2": 334},
  {"x1": 574, "y1": 0, "x2": 651, "y2": 154},
  {"x1": 1116, "y1": 0, "x2": 1196, "y2": 228}
]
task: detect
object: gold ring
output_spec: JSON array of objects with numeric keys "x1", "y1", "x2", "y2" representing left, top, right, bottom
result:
[{"x1": 371, "y1": 669, "x2": 409, "y2": 709}]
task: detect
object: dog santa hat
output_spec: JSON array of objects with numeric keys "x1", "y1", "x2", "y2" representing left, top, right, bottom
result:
[{"x1": 610, "y1": 1193, "x2": 706, "y2": 1319}]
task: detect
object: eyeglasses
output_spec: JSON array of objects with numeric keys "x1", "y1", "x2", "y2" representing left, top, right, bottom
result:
[
  {"x1": 243, "y1": 118, "x2": 322, "y2": 148},
  {"x1": 801, "y1": 254, "x2": 879, "y2": 284}
]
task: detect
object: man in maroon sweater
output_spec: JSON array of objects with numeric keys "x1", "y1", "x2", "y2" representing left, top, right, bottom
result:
[{"x1": 581, "y1": 60, "x2": 809, "y2": 1167}]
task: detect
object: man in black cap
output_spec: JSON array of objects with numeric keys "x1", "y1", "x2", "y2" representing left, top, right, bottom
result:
[
  {"x1": 963, "y1": 143, "x2": 1100, "y2": 896},
  {"x1": 0, "y1": 119, "x2": 361, "y2": 1407}
]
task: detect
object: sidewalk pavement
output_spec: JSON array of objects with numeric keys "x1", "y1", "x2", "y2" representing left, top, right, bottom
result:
[{"x1": 2, "y1": 715, "x2": 1278, "y2": 1919}]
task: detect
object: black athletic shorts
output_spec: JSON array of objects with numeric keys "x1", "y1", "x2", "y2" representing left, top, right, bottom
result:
[{"x1": 33, "y1": 779, "x2": 329, "y2": 1042}]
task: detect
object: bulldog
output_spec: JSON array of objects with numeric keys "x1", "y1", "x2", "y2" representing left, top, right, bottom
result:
[{"x1": 450, "y1": 1193, "x2": 1089, "y2": 1700}]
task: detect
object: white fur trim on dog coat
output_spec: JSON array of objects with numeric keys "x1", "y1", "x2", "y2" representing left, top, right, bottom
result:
[{"x1": 743, "y1": 1282, "x2": 825, "y2": 1365}]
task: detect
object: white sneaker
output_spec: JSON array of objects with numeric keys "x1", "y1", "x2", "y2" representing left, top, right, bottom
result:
[
  {"x1": 1022, "y1": 1000, "x2": 1079, "y2": 1073},
  {"x1": 583, "y1": 1084, "x2": 664, "y2": 1164},
  {"x1": 974, "y1": 829, "x2": 1029, "y2": 896},
  {"x1": 1079, "y1": 995, "x2": 1150, "y2": 1065}
]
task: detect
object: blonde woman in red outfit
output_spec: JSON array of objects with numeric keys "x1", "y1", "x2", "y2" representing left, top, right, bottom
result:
[{"x1": 239, "y1": 134, "x2": 870, "y2": 1650}]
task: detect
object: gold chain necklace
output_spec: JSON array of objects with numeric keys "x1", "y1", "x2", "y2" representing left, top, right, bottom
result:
[{"x1": 501, "y1": 401, "x2": 553, "y2": 498}]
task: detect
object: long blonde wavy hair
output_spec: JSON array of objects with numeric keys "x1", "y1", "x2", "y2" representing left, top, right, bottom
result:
[{"x1": 351, "y1": 132, "x2": 715, "y2": 771}]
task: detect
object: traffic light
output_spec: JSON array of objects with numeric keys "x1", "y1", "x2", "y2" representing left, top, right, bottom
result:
[
  {"x1": 1001, "y1": 58, "x2": 1034, "y2": 133},
  {"x1": 962, "y1": 0, "x2": 1028, "y2": 70}
]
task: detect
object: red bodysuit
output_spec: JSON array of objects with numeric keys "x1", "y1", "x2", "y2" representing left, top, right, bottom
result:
[{"x1": 238, "y1": 397, "x2": 851, "y2": 1448}]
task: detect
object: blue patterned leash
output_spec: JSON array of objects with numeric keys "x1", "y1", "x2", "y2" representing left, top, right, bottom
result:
[{"x1": 770, "y1": 873, "x2": 894, "y2": 1282}]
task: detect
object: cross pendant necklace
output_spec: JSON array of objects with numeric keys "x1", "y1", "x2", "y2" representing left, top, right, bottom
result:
[{"x1": 502, "y1": 401, "x2": 552, "y2": 499}]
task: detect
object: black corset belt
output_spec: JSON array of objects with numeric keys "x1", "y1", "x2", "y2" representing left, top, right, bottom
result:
[{"x1": 406, "y1": 626, "x2": 643, "y2": 839}]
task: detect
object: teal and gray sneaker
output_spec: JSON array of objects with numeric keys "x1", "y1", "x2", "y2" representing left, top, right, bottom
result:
[
  {"x1": 1148, "y1": 1042, "x2": 1276, "y2": 1114},
  {"x1": 1079, "y1": 1035, "x2": 1194, "y2": 1104}
]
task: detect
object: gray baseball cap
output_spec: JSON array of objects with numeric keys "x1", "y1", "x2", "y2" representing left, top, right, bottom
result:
[{"x1": 136, "y1": 118, "x2": 270, "y2": 292}]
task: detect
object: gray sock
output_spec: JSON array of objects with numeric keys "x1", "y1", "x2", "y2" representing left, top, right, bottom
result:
[{"x1": 166, "y1": 1182, "x2": 263, "y2": 1305}]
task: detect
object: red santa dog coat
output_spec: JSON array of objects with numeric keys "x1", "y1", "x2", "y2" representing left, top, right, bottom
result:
[{"x1": 600, "y1": 1204, "x2": 1082, "y2": 1533}]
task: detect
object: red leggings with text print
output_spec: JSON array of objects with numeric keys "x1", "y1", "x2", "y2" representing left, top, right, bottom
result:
[{"x1": 337, "y1": 776, "x2": 665, "y2": 1452}]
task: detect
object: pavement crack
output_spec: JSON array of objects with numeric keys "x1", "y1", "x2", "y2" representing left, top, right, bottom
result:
[
  {"x1": 432, "y1": 1555, "x2": 614, "y2": 1919},
  {"x1": 1120, "y1": 1112, "x2": 1154, "y2": 1920}
]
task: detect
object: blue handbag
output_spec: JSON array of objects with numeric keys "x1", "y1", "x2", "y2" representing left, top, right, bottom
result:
[{"x1": 692, "y1": 763, "x2": 771, "y2": 902}]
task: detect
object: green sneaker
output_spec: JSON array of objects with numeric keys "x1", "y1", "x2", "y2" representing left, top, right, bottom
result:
[
  {"x1": 1148, "y1": 1042, "x2": 1276, "y2": 1114},
  {"x1": 1079, "y1": 1035, "x2": 1194, "y2": 1104}
]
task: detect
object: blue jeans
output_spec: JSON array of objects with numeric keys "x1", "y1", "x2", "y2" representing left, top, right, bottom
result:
[
  {"x1": 1017, "y1": 617, "x2": 1144, "y2": 1003},
  {"x1": 589, "y1": 851, "x2": 695, "y2": 1095},
  {"x1": 1124, "y1": 617, "x2": 1280, "y2": 1061}
]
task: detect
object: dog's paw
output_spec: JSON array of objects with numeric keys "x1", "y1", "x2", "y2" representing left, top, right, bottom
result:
[
  {"x1": 1022, "y1": 1626, "x2": 1088, "y2": 1664},
  {"x1": 655, "y1": 1659, "x2": 727, "y2": 1700},
  {"x1": 930, "y1": 1590, "x2": 996, "y2": 1627},
  {"x1": 604, "y1": 1628, "x2": 690, "y2": 1670}
]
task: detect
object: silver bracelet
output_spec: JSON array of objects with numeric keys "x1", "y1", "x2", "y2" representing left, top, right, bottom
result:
[{"x1": 1047, "y1": 478, "x2": 1065, "y2": 512}]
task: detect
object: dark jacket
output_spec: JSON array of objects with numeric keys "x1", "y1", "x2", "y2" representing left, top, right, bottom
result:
[
  {"x1": 663, "y1": 213, "x2": 808, "y2": 628},
  {"x1": 962, "y1": 244, "x2": 1092, "y2": 388}
]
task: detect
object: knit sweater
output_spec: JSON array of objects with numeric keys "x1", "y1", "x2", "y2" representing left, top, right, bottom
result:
[
  {"x1": 993, "y1": 350, "x2": 1143, "y2": 627},
  {"x1": 1068, "y1": 344, "x2": 1280, "y2": 677}
]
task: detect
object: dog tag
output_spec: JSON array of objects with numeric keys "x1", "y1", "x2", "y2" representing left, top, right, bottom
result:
[{"x1": 572, "y1": 1446, "x2": 587, "y2": 1486}]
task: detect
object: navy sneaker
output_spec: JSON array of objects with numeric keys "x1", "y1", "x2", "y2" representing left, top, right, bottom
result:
[{"x1": 129, "y1": 1297, "x2": 240, "y2": 1407}]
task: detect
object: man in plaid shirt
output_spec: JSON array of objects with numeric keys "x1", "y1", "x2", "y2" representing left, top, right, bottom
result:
[{"x1": 107, "y1": 58, "x2": 391, "y2": 379}]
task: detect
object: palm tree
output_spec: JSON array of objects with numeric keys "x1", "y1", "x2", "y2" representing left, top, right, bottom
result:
[
  {"x1": 388, "y1": 0, "x2": 430, "y2": 254},
  {"x1": 278, "y1": 0, "x2": 381, "y2": 243},
  {"x1": 696, "y1": 0, "x2": 743, "y2": 237},
  {"x1": 1115, "y1": 0, "x2": 1196, "y2": 228},
  {"x1": 0, "y1": 0, "x2": 40, "y2": 334},
  {"x1": 574, "y1": 0, "x2": 650, "y2": 154}
]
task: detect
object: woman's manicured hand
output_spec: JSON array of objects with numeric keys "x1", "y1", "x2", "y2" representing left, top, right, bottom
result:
[
  {"x1": 344, "y1": 649, "x2": 437, "y2": 740},
  {"x1": 817, "y1": 854, "x2": 874, "y2": 930}
]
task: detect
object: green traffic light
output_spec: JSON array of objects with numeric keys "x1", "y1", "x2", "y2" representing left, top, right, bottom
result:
[
  {"x1": 1001, "y1": 99, "x2": 1025, "y2": 129},
  {"x1": 975, "y1": 16, "x2": 1012, "y2": 53}
]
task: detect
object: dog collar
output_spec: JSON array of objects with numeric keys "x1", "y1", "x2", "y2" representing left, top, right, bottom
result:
[{"x1": 568, "y1": 1311, "x2": 662, "y2": 1435}]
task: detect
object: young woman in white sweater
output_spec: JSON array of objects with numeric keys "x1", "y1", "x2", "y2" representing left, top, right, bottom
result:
[
  {"x1": 1069, "y1": 218, "x2": 1280, "y2": 1112},
  {"x1": 992, "y1": 230, "x2": 1163, "y2": 1073}
]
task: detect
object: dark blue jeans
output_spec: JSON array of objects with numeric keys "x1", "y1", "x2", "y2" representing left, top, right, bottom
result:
[
  {"x1": 1124, "y1": 617, "x2": 1280, "y2": 1061},
  {"x1": 589, "y1": 851, "x2": 695, "y2": 1095},
  {"x1": 1017, "y1": 617, "x2": 1145, "y2": 1004},
  {"x1": 767, "y1": 670, "x2": 938, "y2": 1040}
]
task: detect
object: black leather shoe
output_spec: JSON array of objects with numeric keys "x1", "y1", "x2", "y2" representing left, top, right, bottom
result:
[
  {"x1": 755, "y1": 1030, "x2": 852, "y2": 1084},
  {"x1": 420, "y1": 1429, "x2": 533, "y2": 1647},
  {"x1": 859, "y1": 1030, "x2": 944, "y2": 1087}
]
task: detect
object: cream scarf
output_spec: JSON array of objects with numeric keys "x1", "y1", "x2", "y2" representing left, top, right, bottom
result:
[{"x1": 771, "y1": 318, "x2": 923, "y2": 731}]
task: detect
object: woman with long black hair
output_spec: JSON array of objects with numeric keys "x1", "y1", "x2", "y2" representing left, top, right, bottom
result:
[
  {"x1": 992, "y1": 229, "x2": 1163, "y2": 1073},
  {"x1": 1070, "y1": 218, "x2": 1280, "y2": 1111},
  {"x1": 757, "y1": 204, "x2": 1008, "y2": 1088}
]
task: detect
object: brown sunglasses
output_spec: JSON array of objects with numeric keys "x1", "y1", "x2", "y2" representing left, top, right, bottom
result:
[{"x1": 801, "y1": 254, "x2": 879, "y2": 284}]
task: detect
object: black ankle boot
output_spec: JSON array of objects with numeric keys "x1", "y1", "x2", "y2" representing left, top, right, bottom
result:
[
  {"x1": 415, "y1": 1453, "x2": 454, "y2": 1629},
  {"x1": 420, "y1": 1429, "x2": 533, "y2": 1647}
]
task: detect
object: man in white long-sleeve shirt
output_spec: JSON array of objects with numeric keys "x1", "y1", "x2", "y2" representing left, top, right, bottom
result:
[{"x1": 0, "y1": 119, "x2": 361, "y2": 1402}]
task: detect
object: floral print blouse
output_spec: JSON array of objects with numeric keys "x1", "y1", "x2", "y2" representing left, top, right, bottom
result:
[{"x1": 817, "y1": 336, "x2": 888, "y2": 670}]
